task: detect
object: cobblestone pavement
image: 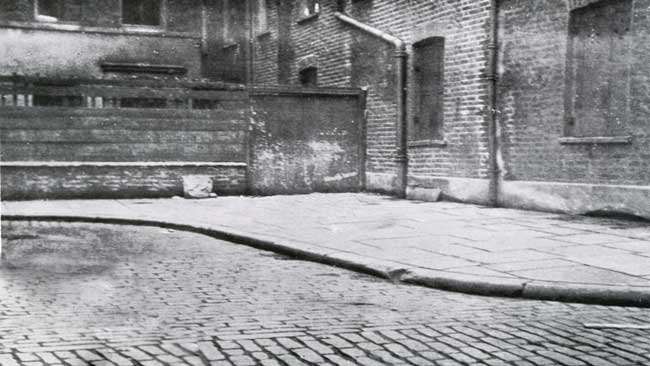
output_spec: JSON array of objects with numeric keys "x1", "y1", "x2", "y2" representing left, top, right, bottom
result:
[{"x1": 2, "y1": 221, "x2": 650, "y2": 366}]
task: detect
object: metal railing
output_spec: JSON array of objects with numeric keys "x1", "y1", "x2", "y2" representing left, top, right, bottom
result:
[{"x1": 0, "y1": 75, "x2": 247, "y2": 110}]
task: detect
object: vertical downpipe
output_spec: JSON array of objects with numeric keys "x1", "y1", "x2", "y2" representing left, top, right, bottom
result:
[
  {"x1": 394, "y1": 46, "x2": 408, "y2": 198},
  {"x1": 487, "y1": 0, "x2": 500, "y2": 207},
  {"x1": 332, "y1": 12, "x2": 408, "y2": 198},
  {"x1": 246, "y1": 0, "x2": 255, "y2": 85},
  {"x1": 200, "y1": 1, "x2": 208, "y2": 62},
  {"x1": 245, "y1": 0, "x2": 255, "y2": 193},
  {"x1": 358, "y1": 88, "x2": 369, "y2": 191}
]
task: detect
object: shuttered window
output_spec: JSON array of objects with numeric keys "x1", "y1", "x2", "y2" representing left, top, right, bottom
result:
[
  {"x1": 567, "y1": 0, "x2": 632, "y2": 137},
  {"x1": 412, "y1": 37, "x2": 445, "y2": 140}
]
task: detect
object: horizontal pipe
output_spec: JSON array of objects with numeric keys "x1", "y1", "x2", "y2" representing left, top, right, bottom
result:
[
  {"x1": 334, "y1": 11, "x2": 408, "y2": 197},
  {"x1": 334, "y1": 12, "x2": 405, "y2": 50}
]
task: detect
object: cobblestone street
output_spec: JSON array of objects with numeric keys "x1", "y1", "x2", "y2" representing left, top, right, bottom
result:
[{"x1": 2, "y1": 221, "x2": 650, "y2": 366}]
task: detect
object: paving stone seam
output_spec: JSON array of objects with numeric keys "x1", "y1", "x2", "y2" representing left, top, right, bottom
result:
[{"x1": 3, "y1": 214, "x2": 650, "y2": 308}]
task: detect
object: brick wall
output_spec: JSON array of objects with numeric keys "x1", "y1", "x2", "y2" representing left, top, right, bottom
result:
[
  {"x1": 0, "y1": 85, "x2": 251, "y2": 199},
  {"x1": 252, "y1": 0, "x2": 281, "y2": 84},
  {"x1": 0, "y1": 0, "x2": 204, "y2": 80},
  {"x1": 1, "y1": 164, "x2": 247, "y2": 200},
  {"x1": 0, "y1": 80, "x2": 366, "y2": 199},
  {"x1": 203, "y1": 0, "x2": 249, "y2": 83},
  {"x1": 253, "y1": 0, "x2": 493, "y2": 194},
  {"x1": 249, "y1": 87, "x2": 365, "y2": 195},
  {"x1": 0, "y1": 107, "x2": 248, "y2": 163},
  {"x1": 497, "y1": 0, "x2": 650, "y2": 186}
]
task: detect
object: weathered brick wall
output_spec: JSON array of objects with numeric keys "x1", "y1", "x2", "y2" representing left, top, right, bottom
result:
[
  {"x1": 0, "y1": 98, "x2": 250, "y2": 199},
  {"x1": 253, "y1": 0, "x2": 493, "y2": 193},
  {"x1": 252, "y1": 0, "x2": 280, "y2": 84},
  {"x1": 203, "y1": 0, "x2": 249, "y2": 83},
  {"x1": 1, "y1": 82, "x2": 366, "y2": 199},
  {"x1": 0, "y1": 29, "x2": 203, "y2": 79},
  {"x1": 249, "y1": 88, "x2": 365, "y2": 195},
  {"x1": 498, "y1": 0, "x2": 650, "y2": 186},
  {"x1": 0, "y1": 1, "x2": 204, "y2": 79},
  {"x1": 0, "y1": 107, "x2": 248, "y2": 162},
  {"x1": 287, "y1": 3, "x2": 351, "y2": 88},
  {"x1": 1, "y1": 0, "x2": 202, "y2": 30},
  {"x1": 1, "y1": 164, "x2": 247, "y2": 200}
]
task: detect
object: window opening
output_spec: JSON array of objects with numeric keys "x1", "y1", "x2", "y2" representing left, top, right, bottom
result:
[
  {"x1": 300, "y1": 0, "x2": 320, "y2": 18},
  {"x1": 299, "y1": 67, "x2": 318, "y2": 87},
  {"x1": 33, "y1": 95, "x2": 84, "y2": 107},
  {"x1": 35, "y1": 0, "x2": 82, "y2": 22},
  {"x1": 122, "y1": 0, "x2": 162, "y2": 26}
]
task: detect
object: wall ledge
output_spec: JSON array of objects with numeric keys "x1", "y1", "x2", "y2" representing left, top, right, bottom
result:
[
  {"x1": 256, "y1": 31, "x2": 272, "y2": 39},
  {"x1": 100, "y1": 62, "x2": 187, "y2": 75},
  {"x1": 297, "y1": 12, "x2": 320, "y2": 24},
  {"x1": 408, "y1": 139, "x2": 447, "y2": 148},
  {"x1": 0, "y1": 20, "x2": 200, "y2": 39},
  {"x1": 559, "y1": 136, "x2": 632, "y2": 145},
  {"x1": 222, "y1": 42, "x2": 239, "y2": 50}
]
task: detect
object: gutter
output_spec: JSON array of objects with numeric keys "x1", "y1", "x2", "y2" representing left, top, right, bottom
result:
[
  {"x1": 334, "y1": 12, "x2": 408, "y2": 198},
  {"x1": 486, "y1": 0, "x2": 501, "y2": 206}
]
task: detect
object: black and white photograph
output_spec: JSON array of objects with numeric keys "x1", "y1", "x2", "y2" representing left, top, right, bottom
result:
[{"x1": 1, "y1": 0, "x2": 649, "y2": 365}]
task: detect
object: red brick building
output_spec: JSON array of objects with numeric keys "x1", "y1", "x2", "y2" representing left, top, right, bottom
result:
[{"x1": 248, "y1": 0, "x2": 650, "y2": 219}]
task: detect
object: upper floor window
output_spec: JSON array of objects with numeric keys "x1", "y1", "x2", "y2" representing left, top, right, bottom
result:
[
  {"x1": 35, "y1": 0, "x2": 81, "y2": 22},
  {"x1": 565, "y1": 0, "x2": 632, "y2": 137},
  {"x1": 122, "y1": 0, "x2": 162, "y2": 26},
  {"x1": 300, "y1": 0, "x2": 320, "y2": 18}
]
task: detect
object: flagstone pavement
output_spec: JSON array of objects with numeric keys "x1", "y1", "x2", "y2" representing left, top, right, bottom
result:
[{"x1": 3, "y1": 193, "x2": 650, "y2": 306}]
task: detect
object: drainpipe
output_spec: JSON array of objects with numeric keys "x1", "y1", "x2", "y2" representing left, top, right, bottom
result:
[
  {"x1": 200, "y1": 1, "x2": 208, "y2": 58},
  {"x1": 246, "y1": 0, "x2": 255, "y2": 85},
  {"x1": 486, "y1": 0, "x2": 500, "y2": 207},
  {"x1": 334, "y1": 12, "x2": 408, "y2": 198}
]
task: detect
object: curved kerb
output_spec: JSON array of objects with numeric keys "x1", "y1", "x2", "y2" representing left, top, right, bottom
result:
[{"x1": 3, "y1": 214, "x2": 650, "y2": 308}]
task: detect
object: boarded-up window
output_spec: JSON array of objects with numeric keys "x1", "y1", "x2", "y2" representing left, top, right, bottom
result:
[
  {"x1": 412, "y1": 37, "x2": 445, "y2": 140},
  {"x1": 567, "y1": 0, "x2": 632, "y2": 137}
]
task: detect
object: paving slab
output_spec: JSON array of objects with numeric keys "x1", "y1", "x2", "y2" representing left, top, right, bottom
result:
[{"x1": 2, "y1": 193, "x2": 650, "y2": 306}]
